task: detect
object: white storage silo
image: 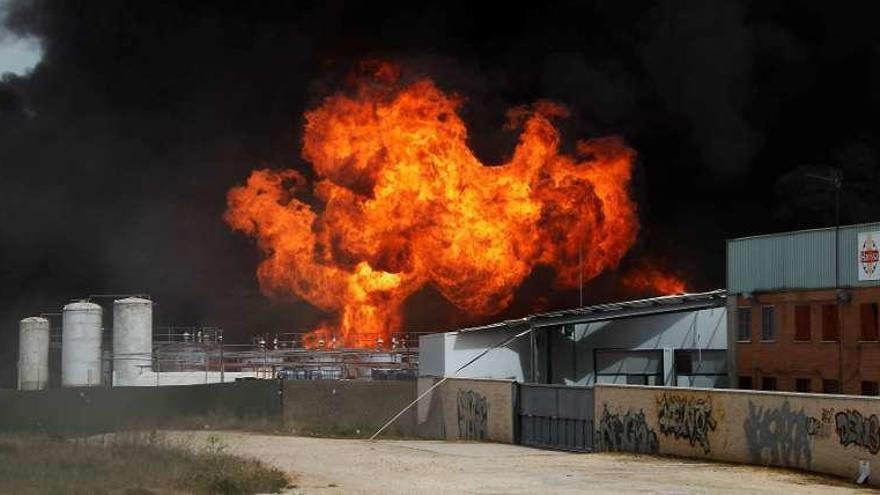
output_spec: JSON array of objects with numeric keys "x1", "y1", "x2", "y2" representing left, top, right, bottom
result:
[
  {"x1": 18, "y1": 317, "x2": 50, "y2": 390},
  {"x1": 61, "y1": 301, "x2": 103, "y2": 387},
  {"x1": 113, "y1": 297, "x2": 153, "y2": 386}
]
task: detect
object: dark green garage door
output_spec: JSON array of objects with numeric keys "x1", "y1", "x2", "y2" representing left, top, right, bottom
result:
[{"x1": 518, "y1": 383, "x2": 593, "y2": 452}]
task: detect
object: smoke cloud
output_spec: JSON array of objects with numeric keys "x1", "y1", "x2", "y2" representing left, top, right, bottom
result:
[{"x1": 0, "y1": 0, "x2": 878, "y2": 384}]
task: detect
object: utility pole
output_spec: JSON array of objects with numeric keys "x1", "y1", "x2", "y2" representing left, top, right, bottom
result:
[
  {"x1": 579, "y1": 245, "x2": 584, "y2": 308},
  {"x1": 806, "y1": 169, "x2": 844, "y2": 391},
  {"x1": 219, "y1": 330, "x2": 224, "y2": 384}
]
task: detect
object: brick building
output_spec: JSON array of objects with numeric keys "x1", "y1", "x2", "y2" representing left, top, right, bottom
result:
[{"x1": 727, "y1": 222, "x2": 880, "y2": 395}]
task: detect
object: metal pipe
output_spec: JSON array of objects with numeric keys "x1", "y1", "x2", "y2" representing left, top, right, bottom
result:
[{"x1": 84, "y1": 294, "x2": 151, "y2": 302}]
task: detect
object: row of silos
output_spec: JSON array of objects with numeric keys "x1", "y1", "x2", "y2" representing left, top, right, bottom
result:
[{"x1": 17, "y1": 297, "x2": 153, "y2": 389}]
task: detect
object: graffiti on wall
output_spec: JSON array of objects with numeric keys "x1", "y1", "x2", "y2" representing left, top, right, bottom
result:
[
  {"x1": 656, "y1": 393, "x2": 717, "y2": 453},
  {"x1": 598, "y1": 404, "x2": 659, "y2": 454},
  {"x1": 803, "y1": 407, "x2": 835, "y2": 439},
  {"x1": 743, "y1": 400, "x2": 813, "y2": 468},
  {"x1": 457, "y1": 390, "x2": 488, "y2": 440},
  {"x1": 835, "y1": 410, "x2": 880, "y2": 454}
]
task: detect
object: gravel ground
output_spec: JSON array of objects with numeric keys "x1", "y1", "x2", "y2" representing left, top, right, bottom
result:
[{"x1": 176, "y1": 431, "x2": 871, "y2": 494}]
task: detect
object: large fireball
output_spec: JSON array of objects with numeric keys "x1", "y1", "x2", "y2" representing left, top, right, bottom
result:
[{"x1": 225, "y1": 63, "x2": 656, "y2": 348}]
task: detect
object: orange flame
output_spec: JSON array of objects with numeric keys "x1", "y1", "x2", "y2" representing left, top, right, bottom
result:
[
  {"x1": 225, "y1": 63, "x2": 647, "y2": 348},
  {"x1": 622, "y1": 263, "x2": 688, "y2": 295}
]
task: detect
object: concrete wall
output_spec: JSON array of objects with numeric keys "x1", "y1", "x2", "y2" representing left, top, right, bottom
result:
[
  {"x1": 417, "y1": 377, "x2": 517, "y2": 443},
  {"x1": 595, "y1": 384, "x2": 880, "y2": 485},
  {"x1": 0, "y1": 381, "x2": 281, "y2": 434},
  {"x1": 282, "y1": 380, "x2": 417, "y2": 437}
]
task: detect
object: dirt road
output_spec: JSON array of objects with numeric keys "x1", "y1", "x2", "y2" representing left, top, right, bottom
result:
[{"x1": 179, "y1": 431, "x2": 867, "y2": 494}]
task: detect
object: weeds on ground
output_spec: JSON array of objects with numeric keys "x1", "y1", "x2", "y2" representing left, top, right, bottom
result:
[{"x1": 0, "y1": 431, "x2": 289, "y2": 494}]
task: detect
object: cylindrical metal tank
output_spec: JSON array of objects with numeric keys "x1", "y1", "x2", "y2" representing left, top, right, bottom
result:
[
  {"x1": 61, "y1": 301, "x2": 103, "y2": 387},
  {"x1": 113, "y1": 297, "x2": 153, "y2": 386},
  {"x1": 18, "y1": 317, "x2": 50, "y2": 390}
]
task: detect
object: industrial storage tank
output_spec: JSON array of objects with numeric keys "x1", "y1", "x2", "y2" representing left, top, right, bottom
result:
[
  {"x1": 113, "y1": 297, "x2": 153, "y2": 386},
  {"x1": 18, "y1": 317, "x2": 50, "y2": 390},
  {"x1": 61, "y1": 301, "x2": 103, "y2": 387}
]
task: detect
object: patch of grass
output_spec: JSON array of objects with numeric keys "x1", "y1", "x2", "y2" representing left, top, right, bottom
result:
[{"x1": 0, "y1": 432, "x2": 289, "y2": 494}]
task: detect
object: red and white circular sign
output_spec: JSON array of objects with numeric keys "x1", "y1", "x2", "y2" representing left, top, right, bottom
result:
[{"x1": 859, "y1": 233, "x2": 880, "y2": 280}]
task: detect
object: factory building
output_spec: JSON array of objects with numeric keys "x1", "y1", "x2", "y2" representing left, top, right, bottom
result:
[
  {"x1": 420, "y1": 289, "x2": 728, "y2": 388},
  {"x1": 727, "y1": 222, "x2": 880, "y2": 395}
]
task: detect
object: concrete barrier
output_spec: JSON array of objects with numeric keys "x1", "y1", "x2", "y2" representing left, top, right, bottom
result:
[
  {"x1": 0, "y1": 380, "x2": 282, "y2": 434},
  {"x1": 282, "y1": 380, "x2": 417, "y2": 437},
  {"x1": 417, "y1": 377, "x2": 517, "y2": 443},
  {"x1": 594, "y1": 384, "x2": 880, "y2": 485}
]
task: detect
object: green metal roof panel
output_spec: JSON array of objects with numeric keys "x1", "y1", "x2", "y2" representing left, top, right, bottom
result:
[{"x1": 727, "y1": 222, "x2": 880, "y2": 293}]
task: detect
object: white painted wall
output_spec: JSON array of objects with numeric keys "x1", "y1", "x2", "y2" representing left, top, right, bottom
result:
[
  {"x1": 418, "y1": 327, "x2": 530, "y2": 381},
  {"x1": 120, "y1": 371, "x2": 261, "y2": 386},
  {"x1": 419, "y1": 307, "x2": 728, "y2": 388},
  {"x1": 575, "y1": 307, "x2": 727, "y2": 350},
  {"x1": 548, "y1": 307, "x2": 727, "y2": 386}
]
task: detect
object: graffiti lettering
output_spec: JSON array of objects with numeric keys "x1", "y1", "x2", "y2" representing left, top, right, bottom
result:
[
  {"x1": 821, "y1": 408, "x2": 835, "y2": 424},
  {"x1": 598, "y1": 404, "x2": 659, "y2": 454},
  {"x1": 656, "y1": 394, "x2": 717, "y2": 453},
  {"x1": 744, "y1": 401, "x2": 812, "y2": 468},
  {"x1": 457, "y1": 390, "x2": 488, "y2": 440},
  {"x1": 806, "y1": 417, "x2": 823, "y2": 436},
  {"x1": 835, "y1": 410, "x2": 880, "y2": 454}
]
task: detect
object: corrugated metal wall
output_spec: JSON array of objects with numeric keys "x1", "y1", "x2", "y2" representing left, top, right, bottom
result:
[{"x1": 727, "y1": 222, "x2": 880, "y2": 293}]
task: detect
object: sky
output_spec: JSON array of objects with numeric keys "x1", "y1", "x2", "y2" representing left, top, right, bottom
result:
[
  {"x1": 0, "y1": 34, "x2": 41, "y2": 75},
  {"x1": 0, "y1": 0, "x2": 879, "y2": 385},
  {"x1": 0, "y1": 0, "x2": 41, "y2": 75}
]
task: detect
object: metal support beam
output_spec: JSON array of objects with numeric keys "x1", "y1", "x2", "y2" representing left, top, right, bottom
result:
[
  {"x1": 530, "y1": 298, "x2": 724, "y2": 329},
  {"x1": 529, "y1": 324, "x2": 537, "y2": 383}
]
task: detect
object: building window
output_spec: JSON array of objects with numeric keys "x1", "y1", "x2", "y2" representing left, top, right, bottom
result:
[
  {"x1": 737, "y1": 307, "x2": 752, "y2": 341},
  {"x1": 761, "y1": 306, "x2": 776, "y2": 341},
  {"x1": 738, "y1": 376, "x2": 753, "y2": 389},
  {"x1": 822, "y1": 305, "x2": 839, "y2": 341},
  {"x1": 860, "y1": 303, "x2": 879, "y2": 341},
  {"x1": 761, "y1": 376, "x2": 777, "y2": 391},
  {"x1": 822, "y1": 379, "x2": 841, "y2": 394},
  {"x1": 674, "y1": 351, "x2": 693, "y2": 375},
  {"x1": 794, "y1": 305, "x2": 811, "y2": 341},
  {"x1": 626, "y1": 375, "x2": 648, "y2": 385},
  {"x1": 795, "y1": 378, "x2": 811, "y2": 393},
  {"x1": 862, "y1": 381, "x2": 879, "y2": 396}
]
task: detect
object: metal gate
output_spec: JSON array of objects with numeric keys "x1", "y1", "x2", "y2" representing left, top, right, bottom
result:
[{"x1": 518, "y1": 384, "x2": 594, "y2": 452}]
